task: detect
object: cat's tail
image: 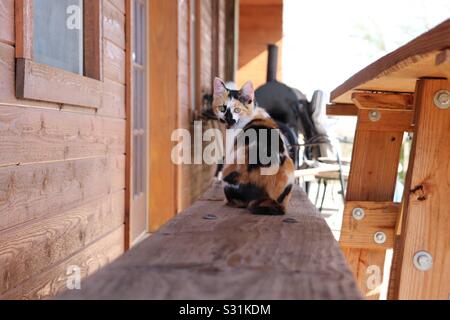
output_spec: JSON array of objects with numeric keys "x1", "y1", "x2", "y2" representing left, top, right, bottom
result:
[{"x1": 248, "y1": 198, "x2": 285, "y2": 216}]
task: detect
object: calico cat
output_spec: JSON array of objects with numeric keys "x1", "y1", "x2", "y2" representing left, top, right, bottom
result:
[{"x1": 213, "y1": 77, "x2": 295, "y2": 215}]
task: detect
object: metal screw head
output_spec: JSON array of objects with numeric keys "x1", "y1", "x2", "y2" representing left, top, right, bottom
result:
[
  {"x1": 203, "y1": 214, "x2": 218, "y2": 220},
  {"x1": 352, "y1": 207, "x2": 365, "y2": 220},
  {"x1": 283, "y1": 218, "x2": 298, "y2": 224},
  {"x1": 368, "y1": 110, "x2": 381, "y2": 122},
  {"x1": 434, "y1": 90, "x2": 450, "y2": 109},
  {"x1": 413, "y1": 251, "x2": 433, "y2": 271},
  {"x1": 374, "y1": 231, "x2": 387, "y2": 244}
]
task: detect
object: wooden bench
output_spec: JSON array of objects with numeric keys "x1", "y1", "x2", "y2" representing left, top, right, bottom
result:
[
  {"x1": 59, "y1": 181, "x2": 361, "y2": 300},
  {"x1": 327, "y1": 19, "x2": 450, "y2": 300}
]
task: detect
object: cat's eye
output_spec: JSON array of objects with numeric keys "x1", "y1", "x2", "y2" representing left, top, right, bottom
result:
[
  {"x1": 219, "y1": 105, "x2": 226, "y2": 113},
  {"x1": 234, "y1": 108, "x2": 241, "y2": 114}
]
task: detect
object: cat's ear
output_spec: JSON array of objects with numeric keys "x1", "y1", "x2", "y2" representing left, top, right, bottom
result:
[
  {"x1": 213, "y1": 77, "x2": 227, "y2": 96},
  {"x1": 241, "y1": 81, "x2": 255, "y2": 102}
]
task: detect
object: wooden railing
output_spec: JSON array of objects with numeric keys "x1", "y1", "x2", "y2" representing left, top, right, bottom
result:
[{"x1": 59, "y1": 181, "x2": 361, "y2": 300}]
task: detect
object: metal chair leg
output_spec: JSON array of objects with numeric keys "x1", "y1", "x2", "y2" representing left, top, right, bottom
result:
[
  {"x1": 319, "y1": 180, "x2": 328, "y2": 212},
  {"x1": 314, "y1": 178, "x2": 322, "y2": 206}
]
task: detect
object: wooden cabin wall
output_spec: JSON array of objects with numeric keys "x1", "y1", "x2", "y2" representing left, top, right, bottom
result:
[
  {"x1": 176, "y1": 0, "x2": 228, "y2": 211},
  {"x1": 237, "y1": 0, "x2": 283, "y2": 88},
  {"x1": 0, "y1": 0, "x2": 126, "y2": 299}
]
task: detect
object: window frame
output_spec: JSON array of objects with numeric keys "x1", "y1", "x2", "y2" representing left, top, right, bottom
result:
[{"x1": 15, "y1": 0, "x2": 103, "y2": 109}]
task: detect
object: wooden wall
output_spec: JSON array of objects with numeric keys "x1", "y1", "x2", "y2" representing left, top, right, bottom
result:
[
  {"x1": 0, "y1": 0, "x2": 231, "y2": 299},
  {"x1": 0, "y1": 0, "x2": 126, "y2": 299},
  {"x1": 237, "y1": 0, "x2": 283, "y2": 88},
  {"x1": 176, "y1": 0, "x2": 228, "y2": 211}
]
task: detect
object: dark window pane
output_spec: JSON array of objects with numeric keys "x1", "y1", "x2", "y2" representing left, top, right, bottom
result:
[{"x1": 33, "y1": 0, "x2": 84, "y2": 74}]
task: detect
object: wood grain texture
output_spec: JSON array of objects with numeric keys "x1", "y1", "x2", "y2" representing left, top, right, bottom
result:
[
  {"x1": 237, "y1": 4, "x2": 283, "y2": 88},
  {"x1": 1, "y1": 226, "x2": 124, "y2": 300},
  {"x1": 0, "y1": 105, "x2": 125, "y2": 166},
  {"x1": 104, "y1": 39, "x2": 126, "y2": 84},
  {"x1": 0, "y1": 191, "x2": 124, "y2": 295},
  {"x1": 15, "y1": 0, "x2": 33, "y2": 59},
  {"x1": 357, "y1": 109, "x2": 414, "y2": 132},
  {"x1": 84, "y1": 0, "x2": 103, "y2": 80},
  {"x1": 16, "y1": 59, "x2": 104, "y2": 109},
  {"x1": 394, "y1": 79, "x2": 450, "y2": 300},
  {"x1": 103, "y1": 0, "x2": 126, "y2": 50},
  {"x1": 0, "y1": 0, "x2": 14, "y2": 45},
  {"x1": 148, "y1": 0, "x2": 178, "y2": 231},
  {"x1": 326, "y1": 104, "x2": 358, "y2": 116},
  {"x1": 340, "y1": 201, "x2": 400, "y2": 249},
  {"x1": 58, "y1": 182, "x2": 362, "y2": 300},
  {"x1": 0, "y1": 155, "x2": 125, "y2": 231},
  {"x1": 108, "y1": 0, "x2": 125, "y2": 14},
  {"x1": 331, "y1": 19, "x2": 450, "y2": 104},
  {"x1": 0, "y1": 43, "x2": 60, "y2": 109},
  {"x1": 341, "y1": 107, "x2": 404, "y2": 299},
  {"x1": 352, "y1": 92, "x2": 414, "y2": 110}
]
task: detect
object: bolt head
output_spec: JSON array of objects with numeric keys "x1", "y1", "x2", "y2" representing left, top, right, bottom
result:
[
  {"x1": 374, "y1": 231, "x2": 387, "y2": 244},
  {"x1": 434, "y1": 90, "x2": 450, "y2": 109},
  {"x1": 413, "y1": 251, "x2": 433, "y2": 271},
  {"x1": 352, "y1": 207, "x2": 365, "y2": 220},
  {"x1": 368, "y1": 110, "x2": 381, "y2": 122}
]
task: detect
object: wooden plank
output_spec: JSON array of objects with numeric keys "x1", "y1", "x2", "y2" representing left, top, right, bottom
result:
[
  {"x1": 0, "y1": 156, "x2": 125, "y2": 231},
  {"x1": 331, "y1": 19, "x2": 450, "y2": 104},
  {"x1": 16, "y1": 59, "x2": 104, "y2": 109},
  {"x1": 0, "y1": 191, "x2": 124, "y2": 295},
  {"x1": 0, "y1": 105, "x2": 125, "y2": 167},
  {"x1": 340, "y1": 201, "x2": 400, "y2": 249},
  {"x1": 0, "y1": 43, "x2": 60, "y2": 110},
  {"x1": 103, "y1": 39, "x2": 126, "y2": 84},
  {"x1": 326, "y1": 103, "x2": 358, "y2": 116},
  {"x1": 84, "y1": 0, "x2": 103, "y2": 81},
  {"x1": 15, "y1": 0, "x2": 33, "y2": 59},
  {"x1": 357, "y1": 109, "x2": 414, "y2": 132},
  {"x1": 124, "y1": 0, "x2": 132, "y2": 249},
  {"x1": 352, "y1": 92, "x2": 414, "y2": 110},
  {"x1": 394, "y1": 79, "x2": 450, "y2": 300},
  {"x1": 148, "y1": 0, "x2": 178, "y2": 231},
  {"x1": 341, "y1": 122, "x2": 403, "y2": 299},
  {"x1": 0, "y1": 0, "x2": 14, "y2": 45},
  {"x1": 1, "y1": 226, "x2": 124, "y2": 300},
  {"x1": 99, "y1": 78, "x2": 126, "y2": 118},
  {"x1": 103, "y1": 0, "x2": 126, "y2": 50},
  {"x1": 108, "y1": 0, "x2": 126, "y2": 14},
  {"x1": 58, "y1": 182, "x2": 362, "y2": 300}
]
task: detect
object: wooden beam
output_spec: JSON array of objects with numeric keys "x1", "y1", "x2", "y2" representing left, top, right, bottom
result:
[
  {"x1": 356, "y1": 108, "x2": 414, "y2": 132},
  {"x1": 326, "y1": 103, "x2": 358, "y2": 116},
  {"x1": 393, "y1": 79, "x2": 450, "y2": 300},
  {"x1": 58, "y1": 183, "x2": 362, "y2": 300},
  {"x1": 352, "y1": 92, "x2": 414, "y2": 110},
  {"x1": 340, "y1": 201, "x2": 400, "y2": 249},
  {"x1": 15, "y1": 0, "x2": 33, "y2": 59},
  {"x1": 148, "y1": 0, "x2": 178, "y2": 231},
  {"x1": 331, "y1": 19, "x2": 450, "y2": 104},
  {"x1": 16, "y1": 58, "x2": 103, "y2": 109},
  {"x1": 341, "y1": 93, "x2": 405, "y2": 299}
]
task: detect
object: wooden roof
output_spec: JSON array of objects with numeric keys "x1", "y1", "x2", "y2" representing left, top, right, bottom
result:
[
  {"x1": 58, "y1": 182, "x2": 361, "y2": 300},
  {"x1": 331, "y1": 19, "x2": 450, "y2": 104}
]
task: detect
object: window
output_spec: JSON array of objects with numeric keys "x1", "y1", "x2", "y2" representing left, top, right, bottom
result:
[
  {"x1": 15, "y1": 0, "x2": 102, "y2": 108},
  {"x1": 33, "y1": 0, "x2": 84, "y2": 75}
]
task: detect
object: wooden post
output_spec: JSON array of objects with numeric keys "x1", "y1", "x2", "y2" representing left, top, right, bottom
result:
[
  {"x1": 340, "y1": 93, "x2": 412, "y2": 299},
  {"x1": 391, "y1": 79, "x2": 450, "y2": 299}
]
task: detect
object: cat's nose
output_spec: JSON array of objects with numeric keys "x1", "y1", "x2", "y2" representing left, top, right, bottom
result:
[{"x1": 224, "y1": 109, "x2": 235, "y2": 126}]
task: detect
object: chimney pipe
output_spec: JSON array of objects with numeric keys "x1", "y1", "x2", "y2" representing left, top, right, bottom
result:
[{"x1": 266, "y1": 44, "x2": 278, "y2": 82}]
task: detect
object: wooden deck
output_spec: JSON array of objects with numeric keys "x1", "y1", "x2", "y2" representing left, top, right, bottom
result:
[{"x1": 58, "y1": 181, "x2": 361, "y2": 300}]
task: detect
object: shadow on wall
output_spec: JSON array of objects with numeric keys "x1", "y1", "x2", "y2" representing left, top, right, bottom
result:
[{"x1": 237, "y1": 0, "x2": 283, "y2": 88}]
